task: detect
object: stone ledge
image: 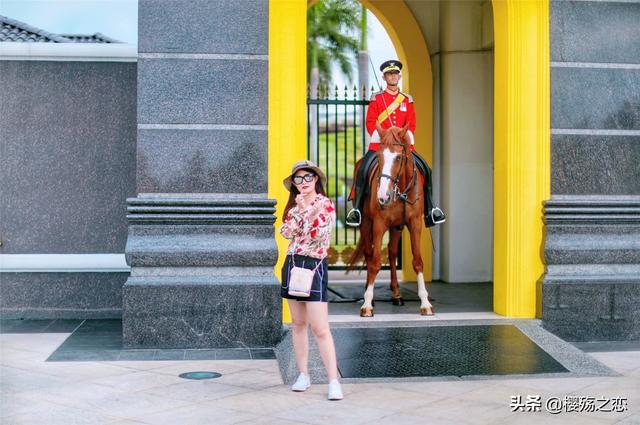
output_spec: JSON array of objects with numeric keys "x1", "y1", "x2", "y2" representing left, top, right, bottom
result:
[
  {"x1": 541, "y1": 281, "x2": 640, "y2": 341},
  {"x1": 544, "y1": 197, "x2": 640, "y2": 224},
  {"x1": 123, "y1": 279, "x2": 282, "y2": 349},
  {"x1": 126, "y1": 197, "x2": 276, "y2": 225}
]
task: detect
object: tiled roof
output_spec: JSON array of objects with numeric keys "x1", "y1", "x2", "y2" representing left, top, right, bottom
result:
[
  {"x1": 0, "y1": 15, "x2": 121, "y2": 43},
  {"x1": 60, "y1": 33, "x2": 121, "y2": 43}
]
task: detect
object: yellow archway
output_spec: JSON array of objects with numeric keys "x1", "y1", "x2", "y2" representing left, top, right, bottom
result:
[
  {"x1": 360, "y1": 0, "x2": 433, "y2": 284},
  {"x1": 269, "y1": 0, "x2": 549, "y2": 321}
]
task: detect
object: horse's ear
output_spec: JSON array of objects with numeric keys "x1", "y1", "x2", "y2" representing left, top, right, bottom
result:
[{"x1": 399, "y1": 123, "x2": 409, "y2": 139}]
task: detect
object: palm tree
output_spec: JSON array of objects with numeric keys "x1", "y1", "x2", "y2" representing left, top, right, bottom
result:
[
  {"x1": 357, "y1": 4, "x2": 369, "y2": 100},
  {"x1": 308, "y1": 0, "x2": 360, "y2": 92},
  {"x1": 308, "y1": 0, "x2": 360, "y2": 163}
]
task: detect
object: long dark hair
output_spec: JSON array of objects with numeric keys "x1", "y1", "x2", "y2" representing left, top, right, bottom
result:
[{"x1": 283, "y1": 169, "x2": 327, "y2": 218}]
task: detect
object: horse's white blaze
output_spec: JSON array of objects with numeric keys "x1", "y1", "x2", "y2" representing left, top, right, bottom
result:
[
  {"x1": 377, "y1": 148, "x2": 398, "y2": 203},
  {"x1": 417, "y1": 272, "x2": 432, "y2": 308},
  {"x1": 362, "y1": 284, "x2": 374, "y2": 310}
]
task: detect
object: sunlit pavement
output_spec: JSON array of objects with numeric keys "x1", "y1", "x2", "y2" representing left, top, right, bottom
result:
[{"x1": 1, "y1": 321, "x2": 638, "y2": 425}]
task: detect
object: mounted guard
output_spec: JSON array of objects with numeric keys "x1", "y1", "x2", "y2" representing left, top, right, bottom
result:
[
  {"x1": 346, "y1": 59, "x2": 445, "y2": 228},
  {"x1": 347, "y1": 123, "x2": 435, "y2": 316}
]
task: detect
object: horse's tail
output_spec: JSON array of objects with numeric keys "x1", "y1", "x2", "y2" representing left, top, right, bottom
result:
[{"x1": 346, "y1": 218, "x2": 371, "y2": 273}]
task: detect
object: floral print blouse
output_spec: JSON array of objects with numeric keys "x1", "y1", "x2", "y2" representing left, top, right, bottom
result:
[{"x1": 279, "y1": 194, "x2": 336, "y2": 260}]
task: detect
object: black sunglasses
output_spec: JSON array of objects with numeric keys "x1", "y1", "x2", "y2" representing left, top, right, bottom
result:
[{"x1": 293, "y1": 173, "x2": 316, "y2": 185}]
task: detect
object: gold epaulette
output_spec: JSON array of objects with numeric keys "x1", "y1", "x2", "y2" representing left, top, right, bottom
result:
[{"x1": 400, "y1": 92, "x2": 414, "y2": 103}]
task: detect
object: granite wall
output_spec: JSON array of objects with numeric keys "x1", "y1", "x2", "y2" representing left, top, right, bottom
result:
[
  {"x1": 0, "y1": 60, "x2": 136, "y2": 318},
  {"x1": 122, "y1": 0, "x2": 281, "y2": 349},
  {"x1": 542, "y1": 0, "x2": 640, "y2": 341}
]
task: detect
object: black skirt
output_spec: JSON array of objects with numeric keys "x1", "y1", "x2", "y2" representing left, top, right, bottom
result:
[{"x1": 281, "y1": 254, "x2": 328, "y2": 302}]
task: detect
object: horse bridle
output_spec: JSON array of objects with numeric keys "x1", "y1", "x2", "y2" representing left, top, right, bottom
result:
[{"x1": 377, "y1": 134, "x2": 419, "y2": 207}]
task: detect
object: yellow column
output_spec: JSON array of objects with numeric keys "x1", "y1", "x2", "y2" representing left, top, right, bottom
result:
[
  {"x1": 268, "y1": 0, "x2": 308, "y2": 324},
  {"x1": 492, "y1": 0, "x2": 550, "y2": 317}
]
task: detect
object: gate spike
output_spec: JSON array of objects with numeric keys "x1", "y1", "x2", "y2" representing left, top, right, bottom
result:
[
  {"x1": 362, "y1": 84, "x2": 367, "y2": 99},
  {"x1": 353, "y1": 84, "x2": 357, "y2": 100},
  {"x1": 344, "y1": 85, "x2": 348, "y2": 100},
  {"x1": 316, "y1": 83, "x2": 320, "y2": 99},
  {"x1": 334, "y1": 84, "x2": 339, "y2": 99}
]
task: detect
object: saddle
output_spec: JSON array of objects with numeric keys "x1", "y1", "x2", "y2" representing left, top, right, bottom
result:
[
  {"x1": 349, "y1": 154, "x2": 427, "y2": 202},
  {"x1": 349, "y1": 153, "x2": 444, "y2": 227}
]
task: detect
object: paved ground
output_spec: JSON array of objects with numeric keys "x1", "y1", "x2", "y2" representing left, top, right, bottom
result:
[{"x1": 1, "y1": 329, "x2": 638, "y2": 425}]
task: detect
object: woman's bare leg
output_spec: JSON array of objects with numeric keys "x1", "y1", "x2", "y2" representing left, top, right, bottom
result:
[
  {"x1": 287, "y1": 300, "x2": 309, "y2": 375},
  {"x1": 305, "y1": 302, "x2": 338, "y2": 381}
]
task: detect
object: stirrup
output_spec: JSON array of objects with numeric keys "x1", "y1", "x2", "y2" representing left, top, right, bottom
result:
[
  {"x1": 346, "y1": 209, "x2": 361, "y2": 227},
  {"x1": 431, "y1": 207, "x2": 446, "y2": 224},
  {"x1": 425, "y1": 207, "x2": 446, "y2": 227}
]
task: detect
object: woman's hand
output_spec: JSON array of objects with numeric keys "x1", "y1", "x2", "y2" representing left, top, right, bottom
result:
[{"x1": 295, "y1": 194, "x2": 307, "y2": 210}]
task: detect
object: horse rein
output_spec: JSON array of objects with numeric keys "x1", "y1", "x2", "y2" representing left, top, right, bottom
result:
[{"x1": 377, "y1": 137, "x2": 419, "y2": 207}]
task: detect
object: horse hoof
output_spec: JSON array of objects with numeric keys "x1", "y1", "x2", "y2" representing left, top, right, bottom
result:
[
  {"x1": 391, "y1": 297, "x2": 405, "y2": 306},
  {"x1": 420, "y1": 306, "x2": 435, "y2": 316},
  {"x1": 360, "y1": 308, "x2": 374, "y2": 317}
]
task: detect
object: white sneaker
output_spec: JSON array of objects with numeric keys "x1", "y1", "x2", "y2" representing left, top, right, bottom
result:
[
  {"x1": 327, "y1": 379, "x2": 343, "y2": 400},
  {"x1": 291, "y1": 373, "x2": 310, "y2": 392}
]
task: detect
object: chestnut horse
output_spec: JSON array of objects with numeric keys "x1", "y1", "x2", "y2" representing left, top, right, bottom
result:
[{"x1": 347, "y1": 122, "x2": 435, "y2": 317}]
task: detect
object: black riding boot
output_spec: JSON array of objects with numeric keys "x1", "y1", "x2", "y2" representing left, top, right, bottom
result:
[
  {"x1": 411, "y1": 152, "x2": 446, "y2": 227},
  {"x1": 346, "y1": 150, "x2": 377, "y2": 227}
]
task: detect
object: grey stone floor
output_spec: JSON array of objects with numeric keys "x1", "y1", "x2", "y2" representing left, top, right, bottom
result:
[
  {"x1": 326, "y1": 280, "x2": 498, "y2": 321},
  {"x1": 1, "y1": 327, "x2": 639, "y2": 424}
]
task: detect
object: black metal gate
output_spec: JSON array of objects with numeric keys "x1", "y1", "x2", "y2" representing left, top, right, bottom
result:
[{"x1": 307, "y1": 86, "x2": 400, "y2": 269}]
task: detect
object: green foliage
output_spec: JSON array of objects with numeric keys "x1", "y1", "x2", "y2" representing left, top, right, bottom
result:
[
  {"x1": 359, "y1": 4, "x2": 367, "y2": 51},
  {"x1": 313, "y1": 126, "x2": 365, "y2": 198},
  {"x1": 308, "y1": 0, "x2": 360, "y2": 86}
]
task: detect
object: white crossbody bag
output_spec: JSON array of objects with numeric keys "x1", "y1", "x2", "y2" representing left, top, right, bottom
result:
[{"x1": 288, "y1": 252, "x2": 323, "y2": 297}]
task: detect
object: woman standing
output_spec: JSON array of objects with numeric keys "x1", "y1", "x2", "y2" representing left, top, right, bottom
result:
[{"x1": 280, "y1": 160, "x2": 343, "y2": 401}]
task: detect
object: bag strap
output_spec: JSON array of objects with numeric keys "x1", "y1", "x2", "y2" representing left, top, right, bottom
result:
[
  {"x1": 291, "y1": 254, "x2": 323, "y2": 272},
  {"x1": 289, "y1": 200, "x2": 325, "y2": 271},
  {"x1": 290, "y1": 244, "x2": 323, "y2": 274},
  {"x1": 310, "y1": 258, "x2": 323, "y2": 272}
]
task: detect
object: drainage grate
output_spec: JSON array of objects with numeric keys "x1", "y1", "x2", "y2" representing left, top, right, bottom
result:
[
  {"x1": 179, "y1": 371, "x2": 222, "y2": 380},
  {"x1": 333, "y1": 325, "x2": 569, "y2": 378}
]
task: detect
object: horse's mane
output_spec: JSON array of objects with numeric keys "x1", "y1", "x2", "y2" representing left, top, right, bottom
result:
[{"x1": 378, "y1": 125, "x2": 410, "y2": 149}]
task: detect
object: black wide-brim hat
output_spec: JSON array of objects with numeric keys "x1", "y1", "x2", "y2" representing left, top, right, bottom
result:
[
  {"x1": 380, "y1": 59, "x2": 402, "y2": 74},
  {"x1": 283, "y1": 160, "x2": 328, "y2": 191}
]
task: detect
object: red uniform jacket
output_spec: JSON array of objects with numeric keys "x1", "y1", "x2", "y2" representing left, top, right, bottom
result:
[{"x1": 365, "y1": 90, "x2": 416, "y2": 151}]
